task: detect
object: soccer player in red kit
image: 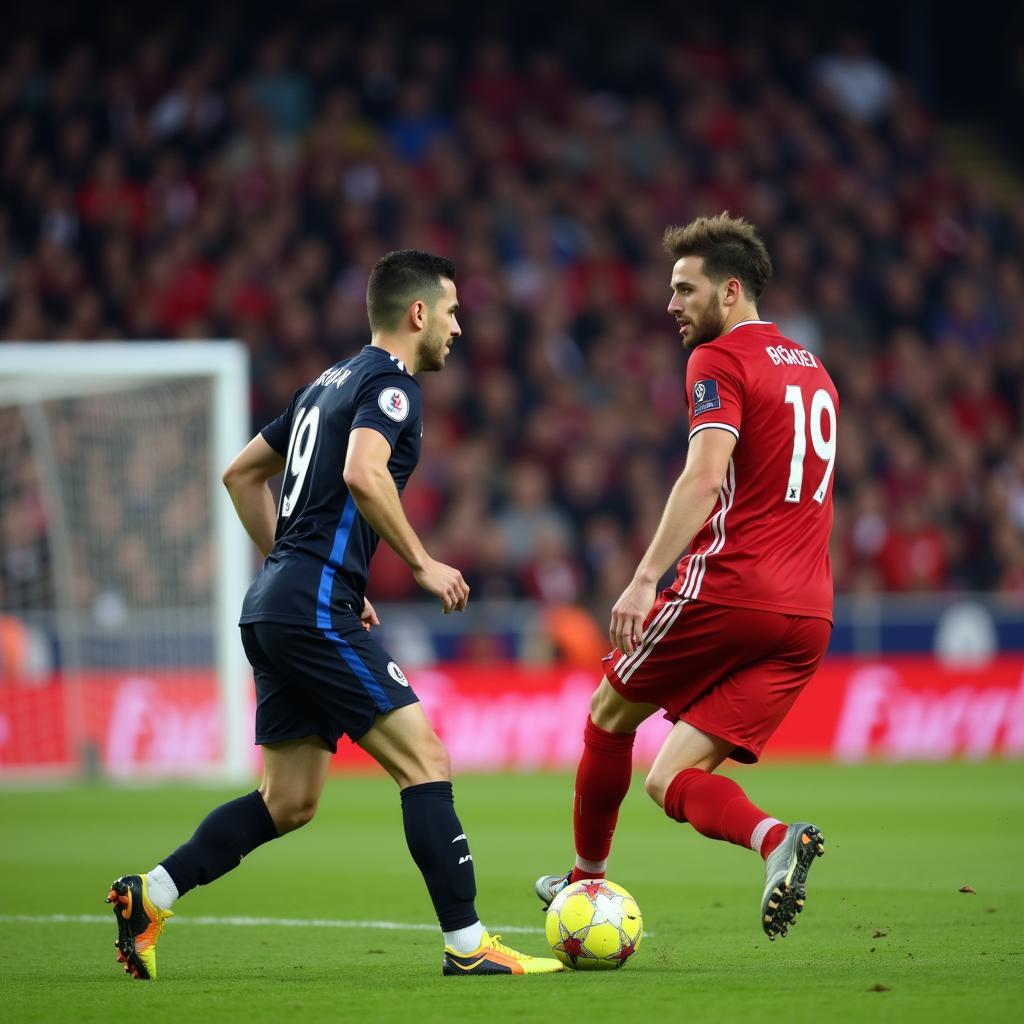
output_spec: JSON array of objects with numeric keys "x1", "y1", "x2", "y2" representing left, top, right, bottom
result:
[{"x1": 536, "y1": 214, "x2": 837, "y2": 939}]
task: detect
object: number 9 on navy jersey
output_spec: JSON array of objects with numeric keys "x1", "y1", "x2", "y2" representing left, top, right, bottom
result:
[{"x1": 238, "y1": 346, "x2": 424, "y2": 749}]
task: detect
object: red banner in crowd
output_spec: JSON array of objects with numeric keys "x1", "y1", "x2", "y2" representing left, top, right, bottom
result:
[{"x1": 1, "y1": 657, "x2": 1022, "y2": 775}]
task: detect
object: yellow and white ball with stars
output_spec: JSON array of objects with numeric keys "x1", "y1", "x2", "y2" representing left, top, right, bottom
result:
[{"x1": 545, "y1": 879, "x2": 643, "y2": 970}]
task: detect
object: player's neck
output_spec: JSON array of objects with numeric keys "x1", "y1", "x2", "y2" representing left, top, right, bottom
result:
[
  {"x1": 369, "y1": 335, "x2": 418, "y2": 373},
  {"x1": 721, "y1": 304, "x2": 762, "y2": 334}
]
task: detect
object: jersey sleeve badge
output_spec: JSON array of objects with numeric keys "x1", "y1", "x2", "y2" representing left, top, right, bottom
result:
[
  {"x1": 692, "y1": 379, "x2": 721, "y2": 415},
  {"x1": 378, "y1": 387, "x2": 410, "y2": 422}
]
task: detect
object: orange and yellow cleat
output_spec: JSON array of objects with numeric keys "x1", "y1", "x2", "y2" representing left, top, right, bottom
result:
[
  {"x1": 442, "y1": 930, "x2": 564, "y2": 976},
  {"x1": 105, "y1": 874, "x2": 172, "y2": 979}
]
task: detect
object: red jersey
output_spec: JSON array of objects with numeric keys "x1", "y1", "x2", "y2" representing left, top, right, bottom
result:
[{"x1": 672, "y1": 320, "x2": 838, "y2": 622}]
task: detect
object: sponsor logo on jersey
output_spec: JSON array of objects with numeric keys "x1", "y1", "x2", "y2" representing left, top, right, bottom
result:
[
  {"x1": 692, "y1": 379, "x2": 721, "y2": 415},
  {"x1": 387, "y1": 661, "x2": 409, "y2": 686},
  {"x1": 379, "y1": 388, "x2": 409, "y2": 422}
]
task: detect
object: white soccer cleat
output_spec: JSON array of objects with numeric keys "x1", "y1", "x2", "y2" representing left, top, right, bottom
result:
[{"x1": 534, "y1": 870, "x2": 572, "y2": 908}]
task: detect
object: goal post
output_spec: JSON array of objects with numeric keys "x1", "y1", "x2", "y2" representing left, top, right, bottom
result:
[{"x1": 0, "y1": 342, "x2": 252, "y2": 782}]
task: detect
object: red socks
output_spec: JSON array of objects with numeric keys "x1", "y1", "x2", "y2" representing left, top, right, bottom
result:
[
  {"x1": 570, "y1": 726, "x2": 786, "y2": 874},
  {"x1": 570, "y1": 716, "x2": 635, "y2": 882},
  {"x1": 663, "y1": 768, "x2": 787, "y2": 859}
]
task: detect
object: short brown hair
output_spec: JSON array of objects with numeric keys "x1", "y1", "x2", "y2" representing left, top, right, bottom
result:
[{"x1": 663, "y1": 213, "x2": 772, "y2": 301}]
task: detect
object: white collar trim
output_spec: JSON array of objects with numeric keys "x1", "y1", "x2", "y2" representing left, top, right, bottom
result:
[{"x1": 726, "y1": 319, "x2": 772, "y2": 334}]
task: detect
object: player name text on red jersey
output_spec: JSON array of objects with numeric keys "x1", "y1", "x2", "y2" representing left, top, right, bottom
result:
[{"x1": 765, "y1": 345, "x2": 818, "y2": 368}]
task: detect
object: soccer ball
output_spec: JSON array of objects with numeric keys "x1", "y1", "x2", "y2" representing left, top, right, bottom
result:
[{"x1": 545, "y1": 879, "x2": 643, "y2": 970}]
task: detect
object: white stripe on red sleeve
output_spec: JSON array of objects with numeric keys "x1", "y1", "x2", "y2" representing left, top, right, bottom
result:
[{"x1": 688, "y1": 421, "x2": 740, "y2": 441}]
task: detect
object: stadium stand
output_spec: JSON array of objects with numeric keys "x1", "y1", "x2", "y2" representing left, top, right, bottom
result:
[{"x1": 2, "y1": 4, "x2": 1023, "y2": 619}]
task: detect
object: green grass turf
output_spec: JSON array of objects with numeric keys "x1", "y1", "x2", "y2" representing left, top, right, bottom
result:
[{"x1": 1, "y1": 762, "x2": 1023, "y2": 1023}]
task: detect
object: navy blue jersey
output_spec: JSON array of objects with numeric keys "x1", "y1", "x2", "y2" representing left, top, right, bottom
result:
[{"x1": 239, "y1": 345, "x2": 422, "y2": 629}]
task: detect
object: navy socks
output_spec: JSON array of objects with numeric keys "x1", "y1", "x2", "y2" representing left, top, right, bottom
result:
[
  {"x1": 161, "y1": 790, "x2": 279, "y2": 896},
  {"x1": 401, "y1": 781, "x2": 479, "y2": 931},
  {"x1": 158, "y1": 781, "x2": 478, "y2": 934}
]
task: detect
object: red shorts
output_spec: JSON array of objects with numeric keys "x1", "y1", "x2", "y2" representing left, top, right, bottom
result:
[{"x1": 602, "y1": 594, "x2": 831, "y2": 763}]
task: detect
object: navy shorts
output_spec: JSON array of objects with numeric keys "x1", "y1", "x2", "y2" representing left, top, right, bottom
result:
[{"x1": 240, "y1": 615, "x2": 420, "y2": 752}]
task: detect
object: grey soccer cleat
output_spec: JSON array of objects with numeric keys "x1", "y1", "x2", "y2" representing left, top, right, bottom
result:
[
  {"x1": 761, "y1": 823, "x2": 825, "y2": 940},
  {"x1": 534, "y1": 870, "x2": 572, "y2": 908}
]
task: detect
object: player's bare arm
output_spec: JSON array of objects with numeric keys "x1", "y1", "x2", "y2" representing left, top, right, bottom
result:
[
  {"x1": 611, "y1": 427, "x2": 737, "y2": 655},
  {"x1": 222, "y1": 434, "x2": 286, "y2": 558},
  {"x1": 343, "y1": 426, "x2": 469, "y2": 614}
]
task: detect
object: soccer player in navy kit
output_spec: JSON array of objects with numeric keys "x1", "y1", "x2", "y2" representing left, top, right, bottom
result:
[{"x1": 106, "y1": 251, "x2": 562, "y2": 978}]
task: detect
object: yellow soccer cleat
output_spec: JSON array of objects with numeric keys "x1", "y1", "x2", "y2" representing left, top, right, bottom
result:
[
  {"x1": 105, "y1": 874, "x2": 173, "y2": 979},
  {"x1": 442, "y1": 930, "x2": 565, "y2": 976}
]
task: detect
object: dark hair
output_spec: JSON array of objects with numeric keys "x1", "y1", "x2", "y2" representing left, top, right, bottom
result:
[
  {"x1": 662, "y1": 213, "x2": 773, "y2": 301},
  {"x1": 366, "y1": 250, "x2": 456, "y2": 331}
]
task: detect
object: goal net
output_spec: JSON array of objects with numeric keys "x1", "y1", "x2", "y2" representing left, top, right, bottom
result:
[{"x1": 0, "y1": 343, "x2": 252, "y2": 781}]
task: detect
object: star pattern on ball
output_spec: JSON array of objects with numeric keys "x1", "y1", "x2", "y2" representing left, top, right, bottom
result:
[
  {"x1": 555, "y1": 922, "x2": 598, "y2": 966},
  {"x1": 589, "y1": 892, "x2": 625, "y2": 928},
  {"x1": 547, "y1": 879, "x2": 642, "y2": 971},
  {"x1": 578, "y1": 880, "x2": 615, "y2": 904},
  {"x1": 610, "y1": 934, "x2": 637, "y2": 966}
]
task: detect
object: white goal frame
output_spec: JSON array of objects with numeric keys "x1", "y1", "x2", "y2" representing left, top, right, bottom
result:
[{"x1": 0, "y1": 342, "x2": 252, "y2": 782}]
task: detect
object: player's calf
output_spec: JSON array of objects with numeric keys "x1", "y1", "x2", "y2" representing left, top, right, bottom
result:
[{"x1": 260, "y1": 791, "x2": 319, "y2": 834}]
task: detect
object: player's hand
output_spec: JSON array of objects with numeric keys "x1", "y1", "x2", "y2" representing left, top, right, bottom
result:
[
  {"x1": 360, "y1": 597, "x2": 380, "y2": 631},
  {"x1": 610, "y1": 577, "x2": 657, "y2": 656},
  {"x1": 413, "y1": 558, "x2": 470, "y2": 614}
]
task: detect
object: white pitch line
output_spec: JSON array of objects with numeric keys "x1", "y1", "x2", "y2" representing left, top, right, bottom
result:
[{"x1": 0, "y1": 913, "x2": 544, "y2": 935}]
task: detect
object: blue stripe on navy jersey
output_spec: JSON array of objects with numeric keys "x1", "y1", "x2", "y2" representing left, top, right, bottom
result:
[
  {"x1": 239, "y1": 346, "x2": 423, "y2": 630},
  {"x1": 314, "y1": 495, "x2": 394, "y2": 712},
  {"x1": 316, "y1": 495, "x2": 359, "y2": 631}
]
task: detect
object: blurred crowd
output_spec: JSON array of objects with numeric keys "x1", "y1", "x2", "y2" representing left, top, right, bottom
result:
[{"x1": 2, "y1": 5, "x2": 1024, "y2": 617}]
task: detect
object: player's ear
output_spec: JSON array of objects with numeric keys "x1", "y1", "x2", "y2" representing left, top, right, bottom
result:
[
  {"x1": 409, "y1": 299, "x2": 427, "y2": 331},
  {"x1": 723, "y1": 277, "x2": 742, "y2": 307}
]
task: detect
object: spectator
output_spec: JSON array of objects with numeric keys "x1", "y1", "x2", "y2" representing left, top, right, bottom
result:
[
  {"x1": 812, "y1": 31, "x2": 895, "y2": 122},
  {"x1": 497, "y1": 461, "x2": 574, "y2": 569},
  {"x1": 386, "y1": 81, "x2": 452, "y2": 163},
  {"x1": 1, "y1": 7, "x2": 1022, "y2": 607}
]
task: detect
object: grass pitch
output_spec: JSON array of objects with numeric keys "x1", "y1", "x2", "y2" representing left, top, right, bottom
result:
[{"x1": 1, "y1": 762, "x2": 1022, "y2": 1023}]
